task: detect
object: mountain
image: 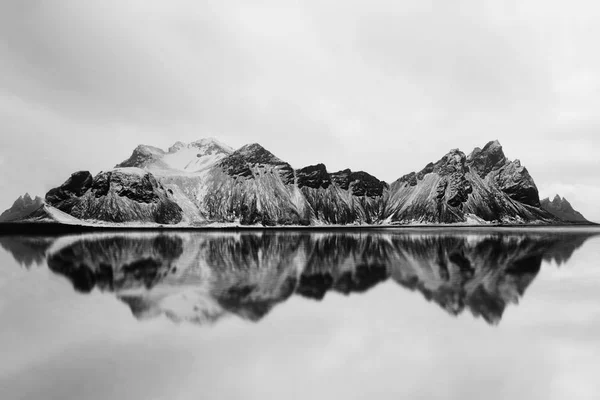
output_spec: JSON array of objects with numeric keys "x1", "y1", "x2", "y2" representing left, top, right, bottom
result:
[
  {"x1": 541, "y1": 195, "x2": 590, "y2": 223},
  {"x1": 384, "y1": 141, "x2": 553, "y2": 224},
  {"x1": 0, "y1": 139, "x2": 591, "y2": 226},
  {"x1": 0, "y1": 193, "x2": 43, "y2": 222},
  {"x1": 4, "y1": 230, "x2": 594, "y2": 325},
  {"x1": 44, "y1": 169, "x2": 183, "y2": 224}
]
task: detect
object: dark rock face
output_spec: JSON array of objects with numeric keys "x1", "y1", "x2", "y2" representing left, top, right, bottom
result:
[
  {"x1": 91, "y1": 172, "x2": 160, "y2": 203},
  {"x1": 541, "y1": 195, "x2": 590, "y2": 223},
  {"x1": 296, "y1": 164, "x2": 331, "y2": 189},
  {"x1": 0, "y1": 193, "x2": 44, "y2": 223},
  {"x1": 467, "y1": 141, "x2": 541, "y2": 207},
  {"x1": 493, "y1": 161, "x2": 540, "y2": 207},
  {"x1": 330, "y1": 169, "x2": 387, "y2": 197},
  {"x1": 45, "y1": 171, "x2": 93, "y2": 212},
  {"x1": 45, "y1": 169, "x2": 183, "y2": 224},
  {"x1": 219, "y1": 143, "x2": 295, "y2": 184},
  {"x1": 467, "y1": 140, "x2": 507, "y2": 178},
  {"x1": 434, "y1": 150, "x2": 473, "y2": 208}
]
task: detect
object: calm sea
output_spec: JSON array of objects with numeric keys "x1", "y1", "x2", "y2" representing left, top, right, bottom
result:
[{"x1": 1, "y1": 228, "x2": 599, "y2": 400}]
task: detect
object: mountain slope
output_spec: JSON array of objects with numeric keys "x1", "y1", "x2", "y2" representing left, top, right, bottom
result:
[
  {"x1": 296, "y1": 164, "x2": 387, "y2": 224},
  {"x1": 541, "y1": 195, "x2": 590, "y2": 223}
]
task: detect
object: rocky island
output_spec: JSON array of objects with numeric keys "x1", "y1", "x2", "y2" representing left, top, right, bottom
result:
[{"x1": 0, "y1": 139, "x2": 592, "y2": 228}]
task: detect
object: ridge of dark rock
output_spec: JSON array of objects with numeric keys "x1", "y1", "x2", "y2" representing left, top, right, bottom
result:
[
  {"x1": 330, "y1": 169, "x2": 387, "y2": 197},
  {"x1": 296, "y1": 164, "x2": 331, "y2": 189},
  {"x1": 218, "y1": 143, "x2": 294, "y2": 184}
]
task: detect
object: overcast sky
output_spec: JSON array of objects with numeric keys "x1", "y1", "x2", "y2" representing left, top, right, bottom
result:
[{"x1": 0, "y1": 0, "x2": 599, "y2": 221}]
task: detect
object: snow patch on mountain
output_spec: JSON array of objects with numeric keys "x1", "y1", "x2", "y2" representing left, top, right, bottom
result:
[{"x1": 116, "y1": 137, "x2": 234, "y2": 175}]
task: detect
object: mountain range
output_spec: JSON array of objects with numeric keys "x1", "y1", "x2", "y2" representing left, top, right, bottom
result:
[{"x1": 0, "y1": 138, "x2": 592, "y2": 227}]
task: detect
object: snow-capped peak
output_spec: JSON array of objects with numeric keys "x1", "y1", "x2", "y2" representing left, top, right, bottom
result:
[
  {"x1": 116, "y1": 138, "x2": 236, "y2": 175},
  {"x1": 189, "y1": 137, "x2": 234, "y2": 152}
]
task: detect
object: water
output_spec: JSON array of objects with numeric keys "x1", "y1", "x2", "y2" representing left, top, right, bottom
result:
[{"x1": 1, "y1": 228, "x2": 599, "y2": 400}]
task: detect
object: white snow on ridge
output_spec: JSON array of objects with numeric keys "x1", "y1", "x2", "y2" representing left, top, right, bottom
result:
[
  {"x1": 143, "y1": 138, "x2": 234, "y2": 175},
  {"x1": 112, "y1": 167, "x2": 148, "y2": 176}
]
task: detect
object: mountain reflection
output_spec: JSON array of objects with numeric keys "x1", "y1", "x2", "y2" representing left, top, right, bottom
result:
[{"x1": 1, "y1": 230, "x2": 596, "y2": 325}]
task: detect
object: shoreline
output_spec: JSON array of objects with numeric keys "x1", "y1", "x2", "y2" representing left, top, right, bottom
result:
[{"x1": 0, "y1": 221, "x2": 598, "y2": 236}]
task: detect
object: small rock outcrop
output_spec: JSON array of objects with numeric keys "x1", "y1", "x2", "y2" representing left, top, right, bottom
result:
[
  {"x1": 0, "y1": 193, "x2": 44, "y2": 222},
  {"x1": 541, "y1": 195, "x2": 589, "y2": 223}
]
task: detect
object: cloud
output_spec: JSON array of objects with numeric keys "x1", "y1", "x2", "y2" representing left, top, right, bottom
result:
[{"x1": 0, "y1": 0, "x2": 599, "y2": 220}]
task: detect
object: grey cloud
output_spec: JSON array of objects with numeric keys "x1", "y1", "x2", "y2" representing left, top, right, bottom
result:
[{"x1": 0, "y1": 0, "x2": 599, "y2": 221}]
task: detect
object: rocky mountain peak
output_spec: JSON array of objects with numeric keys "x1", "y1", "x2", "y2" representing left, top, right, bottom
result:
[
  {"x1": 467, "y1": 140, "x2": 507, "y2": 177},
  {"x1": 0, "y1": 192, "x2": 45, "y2": 222},
  {"x1": 117, "y1": 145, "x2": 165, "y2": 169},
  {"x1": 433, "y1": 149, "x2": 468, "y2": 175},
  {"x1": 168, "y1": 141, "x2": 186, "y2": 153},
  {"x1": 541, "y1": 195, "x2": 588, "y2": 223},
  {"x1": 552, "y1": 194, "x2": 564, "y2": 204},
  {"x1": 219, "y1": 143, "x2": 294, "y2": 184}
]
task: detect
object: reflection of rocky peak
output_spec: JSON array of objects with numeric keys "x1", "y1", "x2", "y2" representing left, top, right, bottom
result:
[
  {"x1": 6, "y1": 230, "x2": 592, "y2": 326},
  {"x1": 0, "y1": 236, "x2": 54, "y2": 267},
  {"x1": 47, "y1": 235, "x2": 184, "y2": 292},
  {"x1": 541, "y1": 195, "x2": 590, "y2": 223},
  {"x1": 45, "y1": 168, "x2": 183, "y2": 224},
  {"x1": 388, "y1": 234, "x2": 555, "y2": 324},
  {"x1": 0, "y1": 193, "x2": 44, "y2": 222}
]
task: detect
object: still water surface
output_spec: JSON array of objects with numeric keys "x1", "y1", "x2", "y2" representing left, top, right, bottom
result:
[{"x1": 1, "y1": 228, "x2": 599, "y2": 400}]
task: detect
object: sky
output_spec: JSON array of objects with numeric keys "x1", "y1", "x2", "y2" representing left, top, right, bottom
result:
[{"x1": 0, "y1": 0, "x2": 599, "y2": 221}]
